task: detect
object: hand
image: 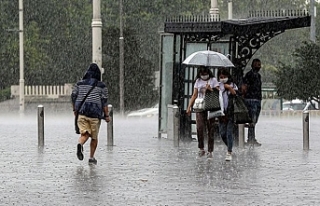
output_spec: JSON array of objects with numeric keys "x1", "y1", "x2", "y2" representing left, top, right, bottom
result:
[
  {"x1": 224, "y1": 84, "x2": 232, "y2": 90},
  {"x1": 105, "y1": 116, "x2": 111, "y2": 123},
  {"x1": 186, "y1": 108, "x2": 191, "y2": 116},
  {"x1": 205, "y1": 83, "x2": 211, "y2": 90}
]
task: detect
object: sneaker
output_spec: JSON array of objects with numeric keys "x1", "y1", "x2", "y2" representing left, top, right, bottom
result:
[
  {"x1": 76, "y1": 143, "x2": 84, "y2": 161},
  {"x1": 88, "y1": 157, "x2": 97, "y2": 165},
  {"x1": 207, "y1": 152, "x2": 213, "y2": 159},
  {"x1": 198, "y1": 149, "x2": 206, "y2": 157},
  {"x1": 225, "y1": 152, "x2": 232, "y2": 161},
  {"x1": 246, "y1": 139, "x2": 262, "y2": 146}
]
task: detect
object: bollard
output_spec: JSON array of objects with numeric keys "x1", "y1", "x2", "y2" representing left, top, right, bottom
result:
[
  {"x1": 173, "y1": 105, "x2": 180, "y2": 147},
  {"x1": 303, "y1": 110, "x2": 309, "y2": 150},
  {"x1": 37, "y1": 105, "x2": 44, "y2": 147},
  {"x1": 238, "y1": 124, "x2": 245, "y2": 148},
  {"x1": 107, "y1": 104, "x2": 114, "y2": 146}
]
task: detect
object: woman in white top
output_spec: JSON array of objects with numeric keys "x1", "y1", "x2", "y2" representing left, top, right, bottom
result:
[
  {"x1": 186, "y1": 66, "x2": 219, "y2": 158},
  {"x1": 218, "y1": 68, "x2": 238, "y2": 161}
]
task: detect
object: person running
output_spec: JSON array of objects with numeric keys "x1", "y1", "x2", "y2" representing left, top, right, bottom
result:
[
  {"x1": 71, "y1": 63, "x2": 110, "y2": 165},
  {"x1": 218, "y1": 68, "x2": 238, "y2": 161},
  {"x1": 241, "y1": 58, "x2": 262, "y2": 146},
  {"x1": 186, "y1": 66, "x2": 219, "y2": 158}
]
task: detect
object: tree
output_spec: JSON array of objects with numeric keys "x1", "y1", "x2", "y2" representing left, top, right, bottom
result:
[{"x1": 273, "y1": 41, "x2": 320, "y2": 103}]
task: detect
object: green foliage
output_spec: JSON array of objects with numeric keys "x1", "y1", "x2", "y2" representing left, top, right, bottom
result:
[
  {"x1": 0, "y1": 0, "x2": 318, "y2": 108},
  {"x1": 102, "y1": 26, "x2": 158, "y2": 111},
  {"x1": 0, "y1": 87, "x2": 11, "y2": 101},
  {"x1": 273, "y1": 41, "x2": 320, "y2": 103}
]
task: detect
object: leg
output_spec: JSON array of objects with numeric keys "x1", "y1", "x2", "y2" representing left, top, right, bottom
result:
[
  {"x1": 226, "y1": 118, "x2": 234, "y2": 153},
  {"x1": 196, "y1": 112, "x2": 206, "y2": 150},
  {"x1": 89, "y1": 118, "x2": 101, "y2": 159},
  {"x1": 219, "y1": 117, "x2": 228, "y2": 147},
  {"x1": 207, "y1": 117, "x2": 215, "y2": 153},
  {"x1": 90, "y1": 138, "x2": 98, "y2": 158}
]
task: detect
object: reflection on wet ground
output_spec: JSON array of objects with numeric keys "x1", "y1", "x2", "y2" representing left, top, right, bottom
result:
[{"x1": 1, "y1": 114, "x2": 320, "y2": 205}]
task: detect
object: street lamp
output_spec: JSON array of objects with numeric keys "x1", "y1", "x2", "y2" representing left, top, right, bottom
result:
[
  {"x1": 19, "y1": 0, "x2": 24, "y2": 113},
  {"x1": 119, "y1": 0, "x2": 124, "y2": 116},
  {"x1": 92, "y1": 0, "x2": 102, "y2": 78}
]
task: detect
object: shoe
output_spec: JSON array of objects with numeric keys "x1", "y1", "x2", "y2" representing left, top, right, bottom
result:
[
  {"x1": 207, "y1": 152, "x2": 213, "y2": 158},
  {"x1": 198, "y1": 149, "x2": 205, "y2": 157},
  {"x1": 246, "y1": 139, "x2": 262, "y2": 146},
  {"x1": 77, "y1": 143, "x2": 84, "y2": 161},
  {"x1": 225, "y1": 152, "x2": 232, "y2": 161},
  {"x1": 88, "y1": 157, "x2": 97, "y2": 165}
]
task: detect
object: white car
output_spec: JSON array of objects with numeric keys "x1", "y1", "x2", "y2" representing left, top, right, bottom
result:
[{"x1": 127, "y1": 104, "x2": 158, "y2": 118}]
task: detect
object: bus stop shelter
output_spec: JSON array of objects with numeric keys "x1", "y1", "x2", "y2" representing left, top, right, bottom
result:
[{"x1": 159, "y1": 10, "x2": 311, "y2": 141}]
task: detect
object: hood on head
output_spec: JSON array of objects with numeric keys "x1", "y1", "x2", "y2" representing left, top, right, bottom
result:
[{"x1": 82, "y1": 63, "x2": 101, "y2": 81}]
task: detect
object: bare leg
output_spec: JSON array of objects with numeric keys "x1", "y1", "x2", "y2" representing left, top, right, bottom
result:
[
  {"x1": 78, "y1": 132, "x2": 90, "y2": 145},
  {"x1": 90, "y1": 139, "x2": 98, "y2": 158}
]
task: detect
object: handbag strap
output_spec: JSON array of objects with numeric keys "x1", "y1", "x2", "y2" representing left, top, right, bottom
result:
[{"x1": 77, "y1": 81, "x2": 97, "y2": 112}]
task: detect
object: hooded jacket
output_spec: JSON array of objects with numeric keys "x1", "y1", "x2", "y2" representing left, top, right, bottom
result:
[{"x1": 71, "y1": 63, "x2": 108, "y2": 119}]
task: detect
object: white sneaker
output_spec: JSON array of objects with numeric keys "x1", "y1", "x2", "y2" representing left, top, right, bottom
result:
[
  {"x1": 225, "y1": 152, "x2": 232, "y2": 161},
  {"x1": 207, "y1": 152, "x2": 213, "y2": 159}
]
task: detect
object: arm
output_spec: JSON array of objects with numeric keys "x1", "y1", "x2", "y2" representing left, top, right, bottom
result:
[
  {"x1": 186, "y1": 88, "x2": 198, "y2": 115},
  {"x1": 71, "y1": 83, "x2": 79, "y2": 115},
  {"x1": 224, "y1": 84, "x2": 237, "y2": 95}
]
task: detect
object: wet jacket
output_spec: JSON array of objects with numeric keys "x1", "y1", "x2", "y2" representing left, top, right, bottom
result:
[{"x1": 71, "y1": 63, "x2": 108, "y2": 119}]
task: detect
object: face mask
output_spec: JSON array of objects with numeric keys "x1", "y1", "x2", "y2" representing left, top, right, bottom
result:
[
  {"x1": 220, "y1": 78, "x2": 228, "y2": 84},
  {"x1": 200, "y1": 75, "x2": 209, "y2": 80}
]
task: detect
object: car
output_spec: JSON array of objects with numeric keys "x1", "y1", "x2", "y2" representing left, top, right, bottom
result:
[
  {"x1": 282, "y1": 99, "x2": 318, "y2": 111},
  {"x1": 127, "y1": 104, "x2": 159, "y2": 118}
]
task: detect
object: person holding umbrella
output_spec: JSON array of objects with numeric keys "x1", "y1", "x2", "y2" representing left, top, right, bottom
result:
[{"x1": 186, "y1": 66, "x2": 219, "y2": 158}]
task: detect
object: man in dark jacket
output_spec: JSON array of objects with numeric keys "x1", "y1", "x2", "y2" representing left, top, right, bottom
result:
[
  {"x1": 71, "y1": 63, "x2": 110, "y2": 165},
  {"x1": 241, "y1": 59, "x2": 262, "y2": 146}
]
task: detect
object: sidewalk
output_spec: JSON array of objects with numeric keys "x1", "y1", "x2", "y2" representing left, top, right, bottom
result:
[{"x1": 1, "y1": 113, "x2": 320, "y2": 206}]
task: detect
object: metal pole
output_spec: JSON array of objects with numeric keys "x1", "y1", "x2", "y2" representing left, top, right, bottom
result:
[
  {"x1": 38, "y1": 105, "x2": 44, "y2": 147},
  {"x1": 119, "y1": 0, "x2": 125, "y2": 116},
  {"x1": 303, "y1": 110, "x2": 309, "y2": 150},
  {"x1": 19, "y1": 0, "x2": 25, "y2": 113},
  {"x1": 92, "y1": 0, "x2": 103, "y2": 78},
  {"x1": 107, "y1": 104, "x2": 114, "y2": 146},
  {"x1": 238, "y1": 124, "x2": 245, "y2": 148},
  {"x1": 173, "y1": 105, "x2": 180, "y2": 147},
  {"x1": 310, "y1": 0, "x2": 316, "y2": 42}
]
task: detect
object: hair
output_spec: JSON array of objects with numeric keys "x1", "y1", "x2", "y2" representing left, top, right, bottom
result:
[
  {"x1": 251, "y1": 58, "x2": 261, "y2": 67},
  {"x1": 195, "y1": 66, "x2": 214, "y2": 80},
  {"x1": 218, "y1": 68, "x2": 233, "y2": 84}
]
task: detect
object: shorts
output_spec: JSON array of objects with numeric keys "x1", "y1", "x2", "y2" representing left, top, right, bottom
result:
[{"x1": 77, "y1": 115, "x2": 101, "y2": 139}]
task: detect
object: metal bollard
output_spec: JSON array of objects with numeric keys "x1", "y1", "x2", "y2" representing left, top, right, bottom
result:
[
  {"x1": 37, "y1": 105, "x2": 44, "y2": 147},
  {"x1": 238, "y1": 124, "x2": 245, "y2": 148},
  {"x1": 107, "y1": 104, "x2": 114, "y2": 146},
  {"x1": 173, "y1": 105, "x2": 180, "y2": 147},
  {"x1": 303, "y1": 110, "x2": 309, "y2": 150}
]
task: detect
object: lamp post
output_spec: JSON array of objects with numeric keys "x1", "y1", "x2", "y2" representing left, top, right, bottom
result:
[
  {"x1": 19, "y1": 0, "x2": 24, "y2": 113},
  {"x1": 92, "y1": 0, "x2": 102, "y2": 77},
  {"x1": 310, "y1": 0, "x2": 316, "y2": 42},
  {"x1": 119, "y1": 0, "x2": 124, "y2": 116},
  {"x1": 228, "y1": 0, "x2": 233, "y2": 20},
  {"x1": 209, "y1": 0, "x2": 219, "y2": 20}
]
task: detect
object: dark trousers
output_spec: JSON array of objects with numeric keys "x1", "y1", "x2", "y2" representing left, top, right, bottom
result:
[{"x1": 196, "y1": 112, "x2": 215, "y2": 152}]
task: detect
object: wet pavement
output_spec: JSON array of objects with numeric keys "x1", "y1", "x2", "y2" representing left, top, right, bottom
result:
[{"x1": 1, "y1": 112, "x2": 320, "y2": 206}]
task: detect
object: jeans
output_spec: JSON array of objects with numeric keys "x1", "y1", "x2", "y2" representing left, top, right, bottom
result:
[
  {"x1": 245, "y1": 99, "x2": 261, "y2": 141},
  {"x1": 219, "y1": 116, "x2": 234, "y2": 153}
]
